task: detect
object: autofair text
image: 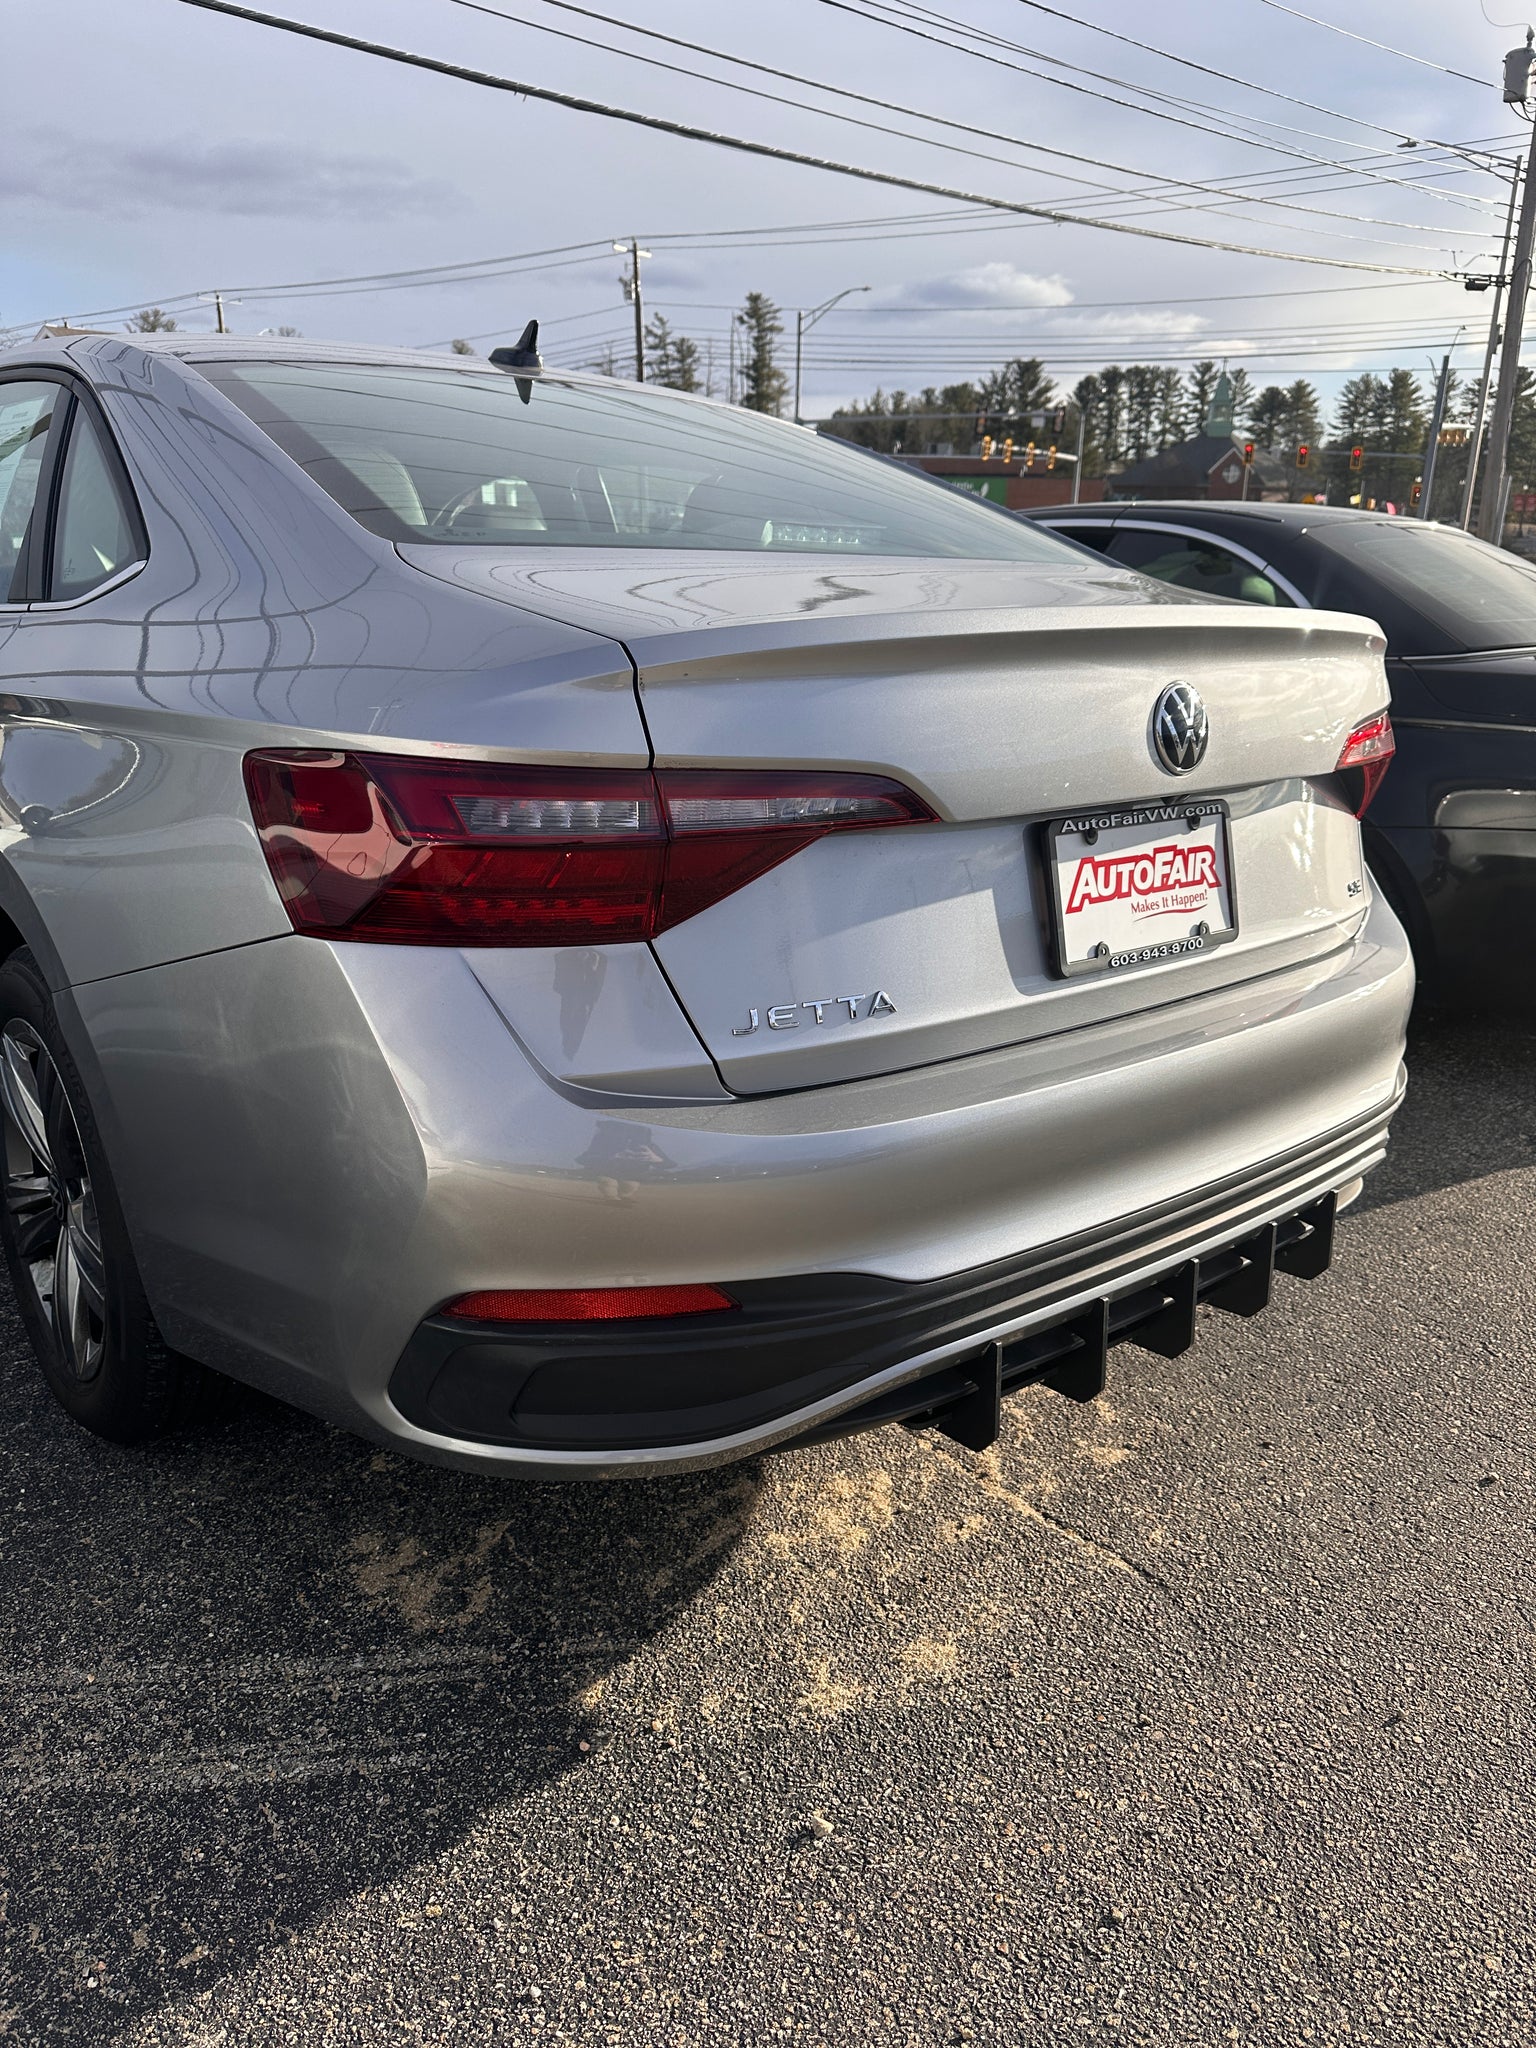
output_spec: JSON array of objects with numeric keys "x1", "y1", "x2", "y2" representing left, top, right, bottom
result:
[{"x1": 1067, "y1": 842, "x2": 1219, "y2": 915}]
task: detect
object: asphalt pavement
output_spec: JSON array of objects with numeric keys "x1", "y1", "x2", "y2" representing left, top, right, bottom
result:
[{"x1": 2, "y1": 1006, "x2": 1533, "y2": 2047}]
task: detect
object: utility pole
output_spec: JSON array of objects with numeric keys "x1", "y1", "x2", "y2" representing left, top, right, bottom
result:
[
  {"x1": 792, "y1": 285, "x2": 871, "y2": 424},
  {"x1": 1479, "y1": 34, "x2": 1536, "y2": 542},
  {"x1": 1460, "y1": 163, "x2": 1521, "y2": 529},
  {"x1": 213, "y1": 291, "x2": 227, "y2": 335},
  {"x1": 1418, "y1": 351, "x2": 1455, "y2": 519},
  {"x1": 614, "y1": 240, "x2": 651, "y2": 382}
]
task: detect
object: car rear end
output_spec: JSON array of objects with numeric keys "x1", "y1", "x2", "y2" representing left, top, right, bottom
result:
[{"x1": 70, "y1": 346, "x2": 1412, "y2": 1474}]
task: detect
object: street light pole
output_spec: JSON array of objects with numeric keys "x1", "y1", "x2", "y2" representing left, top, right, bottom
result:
[
  {"x1": 1418, "y1": 345, "x2": 1460, "y2": 519},
  {"x1": 1479, "y1": 36, "x2": 1536, "y2": 542},
  {"x1": 792, "y1": 284, "x2": 871, "y2": 424},
  {"x1": 1070, "y1": 403, "x2": 1088, "y2": 503}
]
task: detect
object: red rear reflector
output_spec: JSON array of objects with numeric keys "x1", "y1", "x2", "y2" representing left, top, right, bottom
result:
[
  {"x1": 243, "y1": 751, "x2": 937, "y2": 945},
  {"x1": 443, "y1": 1285, "x2": 738, "y2": 1323},
  {"x1": 1335, "y1": 710, "x2": 1394, "y2": 818}
]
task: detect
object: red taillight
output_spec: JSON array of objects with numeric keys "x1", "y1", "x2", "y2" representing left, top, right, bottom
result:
[
  {"x1": 442, "y1": 1285, "x2": 738, "y2": 1322},
  {"x1": 1335, "y1": 711, "x2": 1395, "y2": 818},
  {"x1": 243, "y1": 751, "x2": 937, "y2": 945}
]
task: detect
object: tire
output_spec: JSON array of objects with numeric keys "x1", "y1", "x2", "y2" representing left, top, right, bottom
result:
[{"x1": 0, "y1": 947, "x2": 209, "y2": 1441}]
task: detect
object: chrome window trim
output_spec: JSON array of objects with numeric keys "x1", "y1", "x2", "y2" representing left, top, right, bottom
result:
[
  {"x1": 1039, "y1": 516, "x2": 1312, "y2": 610},
  {"x1": 25, "y1": 557, "x2": 148, "y2": 612}
]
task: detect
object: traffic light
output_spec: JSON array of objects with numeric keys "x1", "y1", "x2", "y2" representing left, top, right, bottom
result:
[
  {"x1": 1295, "y1": 443, "x2": 1309, "y2": 470},
  {"x1": 1025, "y1": 440, "x2": 1036, "y2": 469},
  {"x1": 981, "y1": 435, "x2": 993, "y2": 459},
  {"x1": 1002, "y1": 437, "x2": 1014, "y2": 464},
  {"x1": 1046, "y1": 444, "x2": 1058, "y2": 471},
  {"x1": 1349, "y1": 445, "x2": 1364, "y2": 472},
  {"x1": 1241, "y1": 442, "x2": 1255, "y2": 467},
  {"x1": 1410, "y1": 478, "x2": 1422, "y2": 509}
]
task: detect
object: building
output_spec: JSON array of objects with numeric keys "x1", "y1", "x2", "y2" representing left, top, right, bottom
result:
[
  {"x1": 902, "y1": 455, "x2": 1108, "y2": 511},
  {"x1": 1109, "y1": 433, "x2": 1288, "y2": 503},
  {"x1": 1107, "y1": 370, "x2": 1288, "y2": 503}
]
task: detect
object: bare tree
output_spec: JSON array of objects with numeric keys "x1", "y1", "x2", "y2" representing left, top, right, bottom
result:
[
  {"x1": 127, "y1": 308, "x2": 177, "y2": 333},
  {"x1": 450, "y1": 338, "x2": 475, "y2": 355}
]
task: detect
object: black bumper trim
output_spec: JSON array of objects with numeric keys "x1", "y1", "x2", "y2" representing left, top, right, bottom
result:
[{"x1": 386, "y1": 1087, "x2": 1399, "y2": 1459}]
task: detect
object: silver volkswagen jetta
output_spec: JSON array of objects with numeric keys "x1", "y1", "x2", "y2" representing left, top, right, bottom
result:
[{"x1": 0, "y1": 333, "x2": 1410, "y2": 1475}]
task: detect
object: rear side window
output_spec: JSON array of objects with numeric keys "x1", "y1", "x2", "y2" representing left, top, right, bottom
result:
[
  {"x1": 197, "y1": 359, "x2": 1084, "y2": 563},
  {"x1": 1044, "y1": 522, "x2": 1117, "y2": 554},
  {"x1": 49, "y1": 405, "x2": 143, "y2": 601},
  {"x1": 1305, "y1": 519, "x2": 1536, "y2": 655},
  {"x1": 1107, "y1": 528, "x2": 1294, "y2": 608},
  {"x1": 0, "y1": 381, "x2": 63, "y2": 603}
]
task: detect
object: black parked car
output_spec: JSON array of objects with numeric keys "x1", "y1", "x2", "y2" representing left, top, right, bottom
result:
[{"x1": 1024, "y1": 500, "x2": 1536, "y2": 1004}]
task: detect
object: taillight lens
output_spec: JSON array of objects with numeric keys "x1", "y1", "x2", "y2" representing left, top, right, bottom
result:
[
  {"x1": 442, "y1": 1284, "x2": 737, "y2": 1322},
  {"x1": 243, "y1": 751, "x2": 937, "y2": 945},
  {"x1": 1335, "y1": 711, "x2": 1395, "y2": 818}
]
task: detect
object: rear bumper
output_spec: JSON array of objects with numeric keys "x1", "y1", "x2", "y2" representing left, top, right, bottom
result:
[
  {"x1": 386, "y1": 1084, "x2": 1399, "y2": 1474},
  {"x1": 71, "y1": 892, "x2": 1412, "y2": 1476}
]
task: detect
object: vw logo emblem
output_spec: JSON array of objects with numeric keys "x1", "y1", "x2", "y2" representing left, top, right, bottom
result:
[{"x1": 1151, "y1": 682, "x2": 1209, "y2": 776}]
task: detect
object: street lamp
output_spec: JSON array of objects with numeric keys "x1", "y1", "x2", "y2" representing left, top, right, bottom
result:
[{"x1": 794, "y1": 285, "x2": 871, "y2": 424}]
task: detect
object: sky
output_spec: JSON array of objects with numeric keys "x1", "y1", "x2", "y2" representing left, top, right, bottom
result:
[{"x1": 2, "y1": 0, "x2": 1527, "y2": 425}]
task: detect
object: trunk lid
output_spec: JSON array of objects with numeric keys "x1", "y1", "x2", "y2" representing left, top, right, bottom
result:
[{"x1": 403, "y1": 548, "x2": 1388, "y2": 1093}]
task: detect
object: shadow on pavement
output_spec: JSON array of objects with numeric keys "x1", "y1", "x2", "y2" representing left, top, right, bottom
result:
[
  {"x1": 0, "y1": 1321, "x2": 758, "y2": 2042},
  {"x1": 1349, "y1": 1004, "x2": 1536, "y2": 1216}
]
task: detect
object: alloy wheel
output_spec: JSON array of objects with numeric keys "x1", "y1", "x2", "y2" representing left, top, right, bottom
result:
[{"x1": 0, "y1": 1022, "x2": 107, "y2": 1383}]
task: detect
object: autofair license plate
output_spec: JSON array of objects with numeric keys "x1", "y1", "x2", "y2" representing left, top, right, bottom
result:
[{"x1": 1046, "y1": 799, "x2": 1237, "y2": 977}]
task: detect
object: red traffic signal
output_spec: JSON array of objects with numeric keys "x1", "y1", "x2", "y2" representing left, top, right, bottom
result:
[
  {"x1": 1241, "y1": 442, "x2": 1255, "y2": 466},
  {"x1": 1349, "y1": 445, "x2": 1364, "y2": 472},
  {"x1": 1295, "y1": 443, "x2": 1310, "y2": 470}
]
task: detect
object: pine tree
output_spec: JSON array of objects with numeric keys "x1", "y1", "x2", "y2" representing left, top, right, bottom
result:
[
  {"x1": 128, "y1": 308, "x2": 177, "y2": 333},
  {"x1": 1245, "y1": 386, "x2": 1291, "y2": 447},
  {"x1": 736, "y1": 293, "x2": 789, "y2": 415},
  {"x1": 1331, "y1": 374, "x2": 1380, "y2": 443},
  {"x1": 1096, "y1": 367, "x2": 1127, "y2": 468},
  {"x1": 1123, "y1": 366, "x2": 1162, "y2": 460},
  {"x1": 645, "y1": 316, "x2": 703, "y2": 393},
  {"x1": 1184, "y1": 361, "x2": 1221, "y2": 437},
  {"x1": 978, "y1": 356, "x2": 1055, "y2": 420},
  {"x1": 1152, "y1": 368, "x2": 1183, "y2": 450},
  {"x1": 1283, "y1": 379, "x2": 1322, "y2": 448}
]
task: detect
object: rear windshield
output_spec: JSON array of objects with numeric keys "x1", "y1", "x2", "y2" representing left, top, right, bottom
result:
[
  {"x1": 1306, "y1": 519, "x2": 1536, "y2": 655},
  {"x1": 198, "y1": 359, "x2": 1076, "y2": 562}
]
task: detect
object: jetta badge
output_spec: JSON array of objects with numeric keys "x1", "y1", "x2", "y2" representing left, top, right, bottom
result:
[{"x1": 1151, "y1": 682, "x2": 1209, "y2": 776}]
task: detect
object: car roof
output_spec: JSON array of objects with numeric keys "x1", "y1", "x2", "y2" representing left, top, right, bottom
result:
[
  {"x1": 0, "y1": 329, "x2": 663, "y2": 400},
  {"x1": 1025, "y1": 499, "x2": 1432, "y2": 536}
]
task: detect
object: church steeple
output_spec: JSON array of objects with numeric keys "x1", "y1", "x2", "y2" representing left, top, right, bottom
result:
[{"x1": 1205, "y1": 371, "x2": 1235, "y2": 439}]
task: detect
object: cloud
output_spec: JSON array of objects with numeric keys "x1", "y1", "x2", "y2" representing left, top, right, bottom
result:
[
  {"x1": 1042, "y1": 310, "x2": 1210, "y2": 341},
  {"x1": 886, "y1": 262, "x2": 1074, "y2": 310},
  {"x1": 0, "y1": 132, "x2": 455, "y2": 220}
]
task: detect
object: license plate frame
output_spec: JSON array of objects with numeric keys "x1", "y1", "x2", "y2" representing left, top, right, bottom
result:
[{"x1": 1044, "y1": 798, "x2": 1238, "y2": 979}]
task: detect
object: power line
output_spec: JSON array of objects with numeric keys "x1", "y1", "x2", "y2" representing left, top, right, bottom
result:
[
  {"x1": 164, "y1": 0, "x2": 1456, "y2": 276},
  {"x1": 451, "y1": 0, "x2": 1484, "y2": 242},
  {"x1": 1252, "y1": 0, "x2": 1492, "y2": 87},
  {"x1": 817, "y1": 0, "x2": 1505, "y2": 213},
  {"x1": 1002, "y1": 0, "x2": 1458, "y2": 146},
  {"x1": 869, "y1": 0, "x2": 1410, "y2": 157}
]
